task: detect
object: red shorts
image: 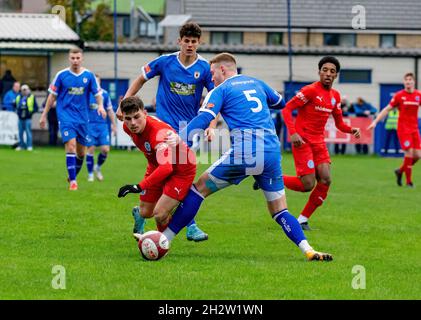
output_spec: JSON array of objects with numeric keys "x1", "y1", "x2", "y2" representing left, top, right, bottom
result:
[
  {"x1": 292, "y1": 142, "x2": 331, "y2": 176},
  {"x1": 140, "y1": 171, "x2": 196, "y2": 203},
  {"x1": 397, "y1": 130, "x2": 421, "y2": 150}
]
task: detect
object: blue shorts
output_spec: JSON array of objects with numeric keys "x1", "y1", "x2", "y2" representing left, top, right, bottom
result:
[
  {"x1": 59, "y1": 121, "x2": 89, "y2": 146},
  {"x1": 207, "y1": 148, "x2": 284, "y2": 192},
  {"x1": 87, "y1": 123, "x2": 110, "y2": 147}
]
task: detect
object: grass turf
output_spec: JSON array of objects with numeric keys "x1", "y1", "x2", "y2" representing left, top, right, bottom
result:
[{"x1": 0, "y1": 146, "x2": 420, "y2": 299}]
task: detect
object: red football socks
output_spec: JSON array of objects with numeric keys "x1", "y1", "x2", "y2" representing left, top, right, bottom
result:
[
  {"x1": 301, "y1": 182, "x2": 330, "y2": 218},
  {"x1": 400, "y1": 156, "x2": 413, "y2": 184},
  {"x1": 283, "y1": 175, "x2": 306, "y2": 192}
]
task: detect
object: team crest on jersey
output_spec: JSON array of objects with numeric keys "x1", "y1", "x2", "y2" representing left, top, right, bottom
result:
[
  {"x1": 194, "y1": 71, "x2": 200, "y2": 79},
  {"x1": 307, "y1": 160, "x2": 315, "y2": 169},
  {"x1": 416, "y1": 96, "x2": 420, "y2": 101},
  {"x1": 83, "y1": 77, "x2": 88, "y2": 84},
  {"x1": 144, "y1": 142, "x2": 151, "y2": 152},
  {"x1": 331, "y1": 97, "x2": 336, "y2": 106}
]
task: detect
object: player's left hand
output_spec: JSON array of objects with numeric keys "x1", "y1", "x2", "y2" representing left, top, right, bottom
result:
[
  {"x1": 98, "y1": 105, "x2": 107, "y2": 119},
  {"x1": 352, "y1": 128, "x2": 361, "y2": 139},
  {"x1": 204, "y1": 127, "x2": 215, "y2": 142},
  {"x1": 111, "y1": 124, "x2": 117, "y2": 136},
  {"x1": 118, "y1": 184, "x2": 142, "y2": 197}
]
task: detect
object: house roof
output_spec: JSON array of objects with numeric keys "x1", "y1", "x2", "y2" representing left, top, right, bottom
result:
[
  {"x1": 180, "y1": 0, "x2": 421, "y2": 31},
  {"x1": 0, "y1": 13, "x2": 79, "y2": 42},
  {"x1": 85, "y1": 41, "x2": 421, "y2": 57}
]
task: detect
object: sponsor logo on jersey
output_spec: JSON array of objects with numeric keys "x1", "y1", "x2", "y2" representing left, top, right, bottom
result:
[
  {"x1": 144, "y1": 142, "x2": 151, "y2": 152},
  {"x1": 68, "y1": 87, "x2": 85, "y2": 95},
  {"x1": 170, "y1": 82, "x2": 196, "y2": 96},
  {"x1": 315, "y1": 105, "x2": 333, "y2": 113},
  {"x1": 174, "y1": 187, "x2": 181, "y2": 195},
  {"x1": 316, "y1": 96, "x2": 323, "y2": 102},
  {"x1": 205, "y1": 103, "x2": 215, "y2": 109},
  {"x1": 296, "y1": 91, "x2": 308, "y2": 103},
  {"x1": 194, "y1": 71, "x2": 200, "y2": 79},
  {"x1": 144, "y1": 64, "x2": 151, "y2": 74},
  {"x1": 307, "y1": 160, "x2": 315, "y2": 169}
]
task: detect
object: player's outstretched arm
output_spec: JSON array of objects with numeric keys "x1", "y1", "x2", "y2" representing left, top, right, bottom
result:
[
  {"x1": 367, "y1": 105, "x2": 392, "y2": 130},
  {"x1": 39, "y1": 93, "x2": 56, "y2": 129},
  {"x1": 116, "y1": 75, "x2": 148, "y2": 121}
]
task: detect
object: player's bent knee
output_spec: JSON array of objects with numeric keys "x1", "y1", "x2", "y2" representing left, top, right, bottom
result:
[
  {"x1": 319, "y1": 178, "x2": 331, "y2": 186},
  {"x1": 153, "y1": 208, "x2": 170, "y2": 223},
  {"x1": 205, "y1": 173, "x2": 231, "y2": 193},
  {"x1": 263, "y1": 189, "x2": 285, "y2": 202}
]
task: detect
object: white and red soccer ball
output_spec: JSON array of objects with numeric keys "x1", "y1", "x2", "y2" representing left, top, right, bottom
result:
[{"x1": 138, "y1": 231, "x2": 170, "y2": 261}]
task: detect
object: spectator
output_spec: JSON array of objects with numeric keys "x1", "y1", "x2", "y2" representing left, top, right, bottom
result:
[
  {"x1": 15, "y1": 84, "x2": 38, "y2": 151},
  {"x1": 384, "y1": 108, "x2": 400, "y2": 155},
  {"x1": 2, "y1": 81, "x2": 20, "y2": 111},
  {"x1": 0, "y1": 70, "x2": 17, "y2": 100},
  {"x1": 353, "y1": 97, "x2": 376, "y2": 154},
  {"x1": 334, "y1": 95, "x2": 353, "y2": 155},
  {"x1": 42, "y1": 97, "x2": 59, "y2": 146}
]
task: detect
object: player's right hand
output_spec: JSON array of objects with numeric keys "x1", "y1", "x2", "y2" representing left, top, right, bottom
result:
[
  {"x1": 39, "y1": 115, "x2": 47, "y2": 129},
  {"x1": 118, "y1": 184, "x2": 142, "y2": 197},
  {"x1": 290, "y1": 133, "x2": 305, "y2": 147}
]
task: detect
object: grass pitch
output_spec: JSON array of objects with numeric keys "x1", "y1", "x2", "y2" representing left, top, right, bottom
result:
[{"x1": 0, "y1": 146, "x2": 420, "y2": 299}]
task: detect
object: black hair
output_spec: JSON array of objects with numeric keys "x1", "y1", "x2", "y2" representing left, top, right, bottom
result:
[
  {"x1": 179, "y1": 22, "x2": 202, "y2": 39},
  {"x1": 318, "y1": 56, "x2": 341, "y2": 72}
]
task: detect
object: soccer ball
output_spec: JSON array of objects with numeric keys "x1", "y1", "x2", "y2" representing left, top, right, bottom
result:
[{"x1": 138, "y1": 231, "x2": 170, "y2": 261}]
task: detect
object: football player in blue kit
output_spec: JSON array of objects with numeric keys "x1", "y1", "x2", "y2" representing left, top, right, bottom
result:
[
  {"x1": 86, "y1": 74, "x2": 117, "y2": 182},
  {"x1": 40, "y1": 48, "x2": 106, "y2": 191},
  {"x1": 161, "y1": 53, "x2": 333, "y2": 261},
  {"x1": 116, "y1": 22, "x2": 215, "y2": 242}
]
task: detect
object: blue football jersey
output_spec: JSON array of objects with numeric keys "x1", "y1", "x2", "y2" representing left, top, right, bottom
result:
[
  {"x1": 142, "y1": 52, "x2": 214, "y2": 132},
  {"x1": 49, "y1": 68, "x2": 100, "y2": 124},
  {"x1": 199, "y1": 74, "x2": 284, "y2": 151},
  {"x1": 88, "y1": 89, "x2": 113, "y2": 124}
]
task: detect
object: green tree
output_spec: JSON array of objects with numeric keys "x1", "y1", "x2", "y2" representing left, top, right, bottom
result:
[
  {"x1": 47, "y1": 0, "x2": 113, "y2": 41},
  {"x1": 80, "y1": 4, "x2": 113, "y2": 41}
]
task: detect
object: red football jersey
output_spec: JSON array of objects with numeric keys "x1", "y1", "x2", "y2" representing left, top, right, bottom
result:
[
  {"x1": 282, "y1": 81, "x2": 352, "y2": 143},
  {"x1": 389, "y1": 89, "x2": 421, "y2": 134},
  {"x1": 123, "y1": 116, "x2": 196, "y2": 190}
]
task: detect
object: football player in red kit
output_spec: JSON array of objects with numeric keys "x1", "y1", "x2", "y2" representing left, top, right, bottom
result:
[
  {"x1": 368, "y1": 72, "x2": 421, "y2": 187},
  {"x1": 117, "y1": 96, "x2": 196, "y2": 236},
  {"x1": 281, "y1": 56, "x2": 361, "y2": 230}
]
